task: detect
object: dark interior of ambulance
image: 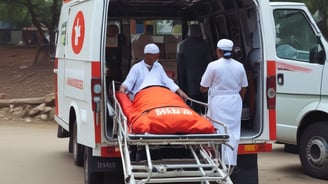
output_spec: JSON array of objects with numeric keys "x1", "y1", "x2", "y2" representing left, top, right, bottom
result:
[{"x1": 105, "y1": 0, "x2": 262, "y2": 139}]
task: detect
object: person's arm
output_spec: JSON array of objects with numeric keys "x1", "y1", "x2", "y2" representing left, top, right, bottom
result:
[
  {"x1": 240, "y1": 64, "x2": 248, "y2": 99},
  {"x1": 119, "y1": 63, "x2": 141, "y2": 94},
  {"x1": 119, "y1": 84, "x2": 127, "y2": 93},
  {"x1": 239, "y1": 87, "x2": 247, "y2": 99},
  {"x1": 199, "y1": 63, "x2": 211, "y2": 94},
  {"x1": 200, "y1": 86, "x2": 209, "y2": 94},
  {"x1": 176, "y1": 88, "x2": 189, "y2": 100}
]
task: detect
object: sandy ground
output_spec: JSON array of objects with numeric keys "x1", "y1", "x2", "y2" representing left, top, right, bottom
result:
[
  {"x1": 0, "y1": 119, "x2": 327, "y2": 184},
  {"x1": 0, "y1": 46, "x2": 54, "y2": 99}
]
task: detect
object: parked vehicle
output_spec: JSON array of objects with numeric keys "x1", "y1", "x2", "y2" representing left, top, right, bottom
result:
[
  {"x1": 54, "y1": 0, "x2": 280, "y2": 183},
  {"x1": 273, "y1": 2, "x2": 328, "y2": 179}
]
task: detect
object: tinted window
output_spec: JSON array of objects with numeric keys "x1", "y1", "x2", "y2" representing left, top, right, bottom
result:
[{"x1": 274, "y1": 9, "x2": 321, "y2": 62}]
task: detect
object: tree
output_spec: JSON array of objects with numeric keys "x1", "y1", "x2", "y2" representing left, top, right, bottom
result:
[
  {"x1": 0, "y1": 0, "x2": 61, "y2": 64},
  {"x1": 0, "y1": 2, "x2": 28, "y2": 28},
  {"x1": 307, "y1": 0, "x2": 328, "y2": 38}
]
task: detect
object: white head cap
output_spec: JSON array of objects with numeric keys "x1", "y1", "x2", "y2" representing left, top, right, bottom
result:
[
  {"x1": 144, "y1": 43, "x2": 160, "y2": 54},
  {"x1": 217, "y1": 39, "x2": 233, "y2": 57},
  {"x1": 217, "y1": 39, "x2": 233, "y2": 51}
]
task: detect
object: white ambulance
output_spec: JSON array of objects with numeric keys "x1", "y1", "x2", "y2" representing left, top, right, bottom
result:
[
  {"x1": 54, "y1": 0, "x2": 280, "y2": 183},
  {"x1": 272, "y1": 2, "x2": 328, "y2": 180}
]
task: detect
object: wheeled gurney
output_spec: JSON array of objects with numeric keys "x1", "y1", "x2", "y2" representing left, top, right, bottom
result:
[{"x1": 111, "y1": 81, "x2": 233, "y2": 184}]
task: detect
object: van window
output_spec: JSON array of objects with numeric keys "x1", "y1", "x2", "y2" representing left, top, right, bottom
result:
[
  {"x1": 214, "y1": 13, "x2": 245, "y2": 60},
  {"x1": 274, "y1": 9, "x2": 321, "y2": 62},
  {"x1": 130, "y1": 19, "x2": 182, "y2": 60}
]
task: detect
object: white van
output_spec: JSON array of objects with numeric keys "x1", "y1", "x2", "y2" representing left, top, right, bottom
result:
[
  {"x1": 54, "y1": 0, "x2": 280, "y2": 183},
  {"x1": 272, "y1": 2, "x2": 328, "y2": 179}
]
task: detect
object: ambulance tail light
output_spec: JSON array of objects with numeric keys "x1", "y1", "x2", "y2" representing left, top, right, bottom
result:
[
  {"x1": 266, "y1": 76, "x2": 276, "y2": 109},
  {"x1": 101, "y1": 146, "x2": 121, "y2": 157},
  {"x1": 91, "y1": 78, "x2": 101, "y2": 112},
  {"x1": 238, "y1": 143, "x2": 272, "y2": 154}
]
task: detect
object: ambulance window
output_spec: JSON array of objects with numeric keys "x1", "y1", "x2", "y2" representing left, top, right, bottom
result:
[
  {"x1": 274, "y1": 9, "x2": 322, "y2": 63},
  {"x1": 214, "y1": 13, "x2": 245, "y2": 60},
  {"x1": 130, "y1": 19, "x2": 182, "y2": 60}
]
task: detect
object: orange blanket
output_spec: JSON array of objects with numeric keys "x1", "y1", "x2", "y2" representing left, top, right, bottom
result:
[{"x1": 116, "y1": 86, "x2": 215, "y2": 134}]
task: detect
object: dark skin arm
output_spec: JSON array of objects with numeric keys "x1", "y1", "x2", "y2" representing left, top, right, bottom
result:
[
  {"x1": 239, "y1": 87, "x2": 247, "y2": 99},
  {"x1": 200, "y1": 86, "x2": 208, "y2": 94}
]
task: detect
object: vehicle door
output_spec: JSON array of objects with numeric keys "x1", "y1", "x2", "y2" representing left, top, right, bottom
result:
[{"x1": 272, "y1": 4, "x2": 326, "y2": 143}]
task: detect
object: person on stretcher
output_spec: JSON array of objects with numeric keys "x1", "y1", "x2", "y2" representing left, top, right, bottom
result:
[{"x1": 119, "y1": 43, "x2": 188, "y2": 100}]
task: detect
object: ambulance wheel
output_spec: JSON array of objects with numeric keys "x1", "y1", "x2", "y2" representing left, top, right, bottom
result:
[
  {"x1": 299, "y1": 122, "x2": 328, "y2": 179},
  {"x1": 72, "y1": 121, "x2": 84, "y2": 166},
  {"x1": 84, "y1": 147, "x2": 104, "y2": 184}
]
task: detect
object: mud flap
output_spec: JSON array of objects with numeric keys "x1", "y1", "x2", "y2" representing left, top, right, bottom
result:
[{"x1": 230, "y1": 154, "x2": 259, "y2": 184}]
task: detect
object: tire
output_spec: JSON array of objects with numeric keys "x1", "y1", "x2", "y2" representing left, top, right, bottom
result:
[
  {"x1": 84, "y1": 147, "x2": 104, "y2": 184},
  {"x1": 68, "y1": 136, "x2": 73, "y2": 153},
  {"x1": 72, "y1": 121, "x2": 84, "y2": 166},
  {"x1": 299, "y1": 122, "x2": 328, "y2": 179}
]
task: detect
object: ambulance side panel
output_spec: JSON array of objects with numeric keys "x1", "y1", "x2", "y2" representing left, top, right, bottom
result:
[
  {"x1": 56, "y1": 0, "x2": 105, "y2": 148},
  {"x1": 271, "y1": 3, "x2": 325, "y2": 143},
  {"x1": 272, "y1": 2, "x2": 328, "y2": 179}
]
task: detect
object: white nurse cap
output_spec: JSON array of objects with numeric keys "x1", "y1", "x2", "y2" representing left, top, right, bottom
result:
[
  {"x1": 217, "y1": 39, "x2": 233, "y2": 57},
  {"x1": 144, "y1": 43, "x2": 160, "y2": 54},
  {"x1": 217, "y1": 39, "x2": 233, "y2": 51}
]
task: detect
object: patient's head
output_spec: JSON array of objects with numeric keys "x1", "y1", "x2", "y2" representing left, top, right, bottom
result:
[{"x1": 144, "y1": 43, "x2": 160, "y2": 65}]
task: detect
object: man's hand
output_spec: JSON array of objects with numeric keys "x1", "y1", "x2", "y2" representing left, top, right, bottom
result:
[
  {"x1": 119, "y1": 85, "x2": 126, "y2": 93},
  {"x1": 176, "y1": 88, "x2": 189, "y2": 100}
]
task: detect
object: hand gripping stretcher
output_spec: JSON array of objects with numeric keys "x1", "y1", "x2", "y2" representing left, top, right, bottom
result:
[{"x1": 111, "y1": 81, "x2": 234, "y2": 184}]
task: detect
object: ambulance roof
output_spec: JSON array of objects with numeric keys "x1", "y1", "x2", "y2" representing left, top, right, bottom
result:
[{"x1": 108, "y1": 0, "x2": 256, "y2": 18}]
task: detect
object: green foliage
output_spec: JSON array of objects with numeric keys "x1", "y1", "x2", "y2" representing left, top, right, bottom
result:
[
  {"x1": 0, "y1": 1, "x2": 28, "y2": 28},
  {"x1": 0, "y1": 0, "x2": 61, "y2": 29}
]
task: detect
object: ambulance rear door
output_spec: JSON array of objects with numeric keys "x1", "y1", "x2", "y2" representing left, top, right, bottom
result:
[{"x1": 59, "y1": 0, "x2": 106, "y2": 148}]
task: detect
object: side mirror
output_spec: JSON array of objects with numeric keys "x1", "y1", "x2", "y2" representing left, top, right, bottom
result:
[{"x1": 309, "y1": 45, "x2": 325, "y2": 64}]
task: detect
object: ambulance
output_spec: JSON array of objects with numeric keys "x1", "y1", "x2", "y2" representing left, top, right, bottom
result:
[
  {"x1": 272, "y1": 2, "x2": 328, "y2": 180},
  {"x1": 53, "y1": 0, "x2": 284, "y2": 183}
]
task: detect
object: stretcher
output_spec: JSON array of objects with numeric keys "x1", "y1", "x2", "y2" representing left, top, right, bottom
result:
[{"x1": 111, "y1": 81, "x2": 234, "y2": 184}]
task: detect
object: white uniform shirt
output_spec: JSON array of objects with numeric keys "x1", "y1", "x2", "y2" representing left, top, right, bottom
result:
[
  {"x1": 200, "y1": 57, "x2": 248, "y2": 97},
  {"x1": 122, "y1": 60, "x2": 179, "y2": 97}
]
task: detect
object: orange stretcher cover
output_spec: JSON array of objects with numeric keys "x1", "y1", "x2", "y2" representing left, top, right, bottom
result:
[{"x1": 116, "y1": 86, "x2": 215, "y2": 134}]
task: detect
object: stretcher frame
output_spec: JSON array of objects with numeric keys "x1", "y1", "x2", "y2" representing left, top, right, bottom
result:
[{"x1": 111, "y1": 81, "x2": 234, "y2": 184}]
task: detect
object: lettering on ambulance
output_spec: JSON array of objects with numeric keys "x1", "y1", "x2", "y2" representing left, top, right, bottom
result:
[
  {"x1": 66, "y1": 77, "x2": 84, "y2": 89},
  {"x1": 71, "y1": 11, "x2": 85, "y2": 54},
  {"x1": 276, "y1": 61, "x2": 313, "y2": 72},
  {"x1": 60, "y1": 22, "x2": 67, "y2": 46}
]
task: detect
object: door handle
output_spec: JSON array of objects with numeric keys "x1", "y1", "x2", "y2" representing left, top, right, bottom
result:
[{"x1": 277, "y1": 73, "x2": 284, "y2": 85}]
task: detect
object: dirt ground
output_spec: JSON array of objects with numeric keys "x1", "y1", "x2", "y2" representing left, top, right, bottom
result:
[{"x1": 0, "y1": 46, "x2": 54, "y2": 99}]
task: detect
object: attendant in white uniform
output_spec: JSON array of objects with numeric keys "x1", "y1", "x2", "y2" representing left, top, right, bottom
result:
[
  {"x1": 200, "y1": 39, "x2": 248, "y2": 166},
  {"x1": 119, "y1": 43, "x2": 188, "y2": 100}
]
